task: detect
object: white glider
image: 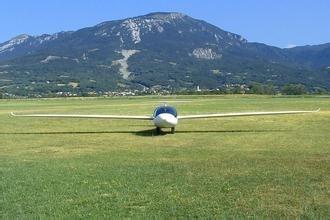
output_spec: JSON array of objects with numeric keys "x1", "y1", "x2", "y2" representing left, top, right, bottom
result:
[{"x1": 11, "y1": 106, "x2": 320, "y2": 134}]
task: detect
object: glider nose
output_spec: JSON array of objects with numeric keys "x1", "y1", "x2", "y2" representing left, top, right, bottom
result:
[
  {"x1": 160, "y1": 113, "x2": 178, "y2": 125},
  {"x1": 153, "y1": 113, "x2": 178, "y2": 128}
]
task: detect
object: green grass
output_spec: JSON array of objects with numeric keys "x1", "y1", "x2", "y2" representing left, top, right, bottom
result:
[{"x1": 0, "y1": 95, "x2": 329, "y2": 218}]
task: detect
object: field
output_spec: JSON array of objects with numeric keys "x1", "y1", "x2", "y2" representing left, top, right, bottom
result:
[{"x1": 0, "y1": 95, "x2": 329, "y2": 218}]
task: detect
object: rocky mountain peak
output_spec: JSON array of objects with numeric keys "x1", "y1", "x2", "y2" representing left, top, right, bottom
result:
[
  {"x1": 142, "y1": 12, "x2": 187, "y2": 20},
  {"x1": 0, "y1": 34, "x2": 32, "y2": 54},
  {"x1": 12, "y1": 34, "x2": 31, "y2": 41}
]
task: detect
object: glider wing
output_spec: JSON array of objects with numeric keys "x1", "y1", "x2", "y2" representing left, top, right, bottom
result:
[
  {"x1": 10, "y1": 112, "x2": 153, "y2": 120},
  {"x1": 178, "y1": 109, "x2": 320, "y2": 119}
]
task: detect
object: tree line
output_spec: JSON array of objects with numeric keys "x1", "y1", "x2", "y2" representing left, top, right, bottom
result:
[
  {"x1": 0, "y1": 83, "x2": 328, "y2": 99},
  {"x1": 176, "y1": 83, "x2": 328, "y2": 95}
]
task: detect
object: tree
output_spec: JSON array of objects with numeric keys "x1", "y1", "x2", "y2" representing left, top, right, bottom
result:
[
  {"x1": 281, "y1": 84, "x2": 307, "y2": 95},
  {"x1": 313, "y1": 87, "x2": 327, "y2": 95},
  {"x1": 249, "y1": 83, "x2": 276, "y2": 95}
]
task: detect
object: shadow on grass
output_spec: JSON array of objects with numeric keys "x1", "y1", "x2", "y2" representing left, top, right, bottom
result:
[{"x1": 0, "y1": 129, "x2": 290, "y2": 137}]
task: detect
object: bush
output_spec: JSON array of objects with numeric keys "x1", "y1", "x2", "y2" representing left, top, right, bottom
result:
[
  {"x1": 281, "y1": 84, "x2": 307, "y2": 95},
  {"x1": 249, "y1": 83, "x2": 276, "y2": 95}
]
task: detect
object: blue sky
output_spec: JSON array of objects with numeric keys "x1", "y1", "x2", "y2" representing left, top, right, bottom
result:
[{"x1": 1, "y1": 0, "x2": 329, "y2": 48}]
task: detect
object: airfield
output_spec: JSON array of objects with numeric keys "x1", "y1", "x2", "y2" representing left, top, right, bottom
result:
[{"x1": 0, "y1": 95, "x2": 329, "y2": 217}]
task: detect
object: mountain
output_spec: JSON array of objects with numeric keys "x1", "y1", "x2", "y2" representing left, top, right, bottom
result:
[{"x1": 0, "y1": 12, "x2": 329, "y2": 96}]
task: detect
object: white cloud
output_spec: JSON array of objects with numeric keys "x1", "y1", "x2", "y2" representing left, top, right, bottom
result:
[{"x1": 284, "y1": 44, "x2": 297, "y2": 48}]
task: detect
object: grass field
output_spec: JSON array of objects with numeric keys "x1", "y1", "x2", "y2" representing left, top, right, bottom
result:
[{"x1": 0, "y1": 95, "x2": 329, "y2": 218}]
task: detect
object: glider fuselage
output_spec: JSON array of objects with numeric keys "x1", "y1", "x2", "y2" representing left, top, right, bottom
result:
[{"x1": 152, "y1": 106, "x2": 178, "y2": 128}]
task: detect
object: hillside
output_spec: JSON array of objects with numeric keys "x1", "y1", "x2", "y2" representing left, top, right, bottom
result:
[{"x1": 0, "y1": 12, "x2": 329, "y2": 96}]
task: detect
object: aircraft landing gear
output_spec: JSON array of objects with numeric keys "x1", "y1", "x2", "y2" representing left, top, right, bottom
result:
[{"x1": 155, "y1": 127, "x2": 175, "y2": 135}]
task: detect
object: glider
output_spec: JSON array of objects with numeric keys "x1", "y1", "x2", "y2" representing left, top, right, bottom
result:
[{"x1": 11, "y1": 105, "x2": 320, "y2": 134}]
